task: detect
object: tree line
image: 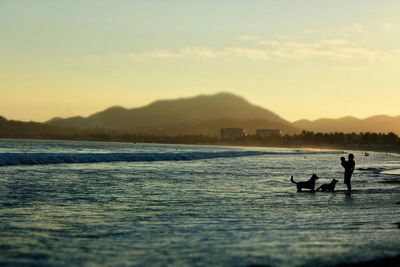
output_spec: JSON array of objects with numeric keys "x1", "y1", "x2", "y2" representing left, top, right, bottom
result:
[
  {"x1": 1, "y1": 115, "x2": 399, "y2": 151},
  {"x1": 224, "y1": 131, "x2": 400, "y2": 151}
]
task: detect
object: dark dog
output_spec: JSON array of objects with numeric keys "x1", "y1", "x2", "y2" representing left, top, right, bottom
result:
[
  {"x1": 291, "y1": 174, "x2": 319, "y2": 192},
  {"x1": 316, "y1": 178, "x2": 338, "y2": 192}
]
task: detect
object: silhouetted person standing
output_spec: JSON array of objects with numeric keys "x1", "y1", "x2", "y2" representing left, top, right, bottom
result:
[{"x1": 341, "y1": 154, "x2": 355, "y2": 191}]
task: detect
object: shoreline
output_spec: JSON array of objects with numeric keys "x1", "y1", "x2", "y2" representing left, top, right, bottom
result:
[
  {"x1": 330, "y1": 255, "x2": 400, "y2": 267},
  {"x1": 1, "y1": 137, "x2": 400, "y2": 155}
]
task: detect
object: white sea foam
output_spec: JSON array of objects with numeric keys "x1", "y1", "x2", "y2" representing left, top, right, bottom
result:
[
  {"x1": 0, "y1": 149, "x2": 344, "y2": 167},
  {"x1": 0, "y1": 151, "x2": 269, "y2": 166}
]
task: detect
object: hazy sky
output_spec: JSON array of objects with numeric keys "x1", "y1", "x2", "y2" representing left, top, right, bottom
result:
[{"x1": 1, "y1": 0, "x2": 400, "y2": 122}]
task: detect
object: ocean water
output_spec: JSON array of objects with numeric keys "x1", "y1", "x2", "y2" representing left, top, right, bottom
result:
[{"x1": 0, "y1": 139, "x2": 399, "y2": 267}]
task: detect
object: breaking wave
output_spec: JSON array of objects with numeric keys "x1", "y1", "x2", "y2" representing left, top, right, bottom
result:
[{"x1": 0, "y1": 151, "x2": 269, "y2": 166}]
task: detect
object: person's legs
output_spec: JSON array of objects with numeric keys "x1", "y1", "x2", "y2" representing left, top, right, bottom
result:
[
  {"x1": 344, "y1": 174, "x2": 351, "y2": 191},
  {"x1": 346, "y1": 180, "x2": 351, "y2": 191}
]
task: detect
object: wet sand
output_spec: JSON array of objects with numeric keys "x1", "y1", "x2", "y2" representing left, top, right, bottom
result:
[{"x1": 332, "y1": 255, "x2": 400, "y2": 267}]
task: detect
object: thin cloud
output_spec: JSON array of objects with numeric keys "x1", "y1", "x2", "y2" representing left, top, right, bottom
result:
[
  {"x1": 128, "y1": 48, "x2": 228, "y2": 60},
  {"x1": 238, "y1": 35, "x2": 263, "y2": 42},
  {"x1": 347, "y1": 23, "x2": 367, "y2": 34},
  {"x1": 126, "y1": 24, "x2": 396, "y2": 62},
  {"x1": 382, "y1": 22, "x2": 393, "y2": 29},
  {"x1": 126, "y1": 38, "x2": 394, "y2": 62}
]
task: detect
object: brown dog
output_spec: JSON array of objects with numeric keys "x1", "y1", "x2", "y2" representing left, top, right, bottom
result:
[{"x1": 291, "y1": 174, "x2": 319, "y2": 192}]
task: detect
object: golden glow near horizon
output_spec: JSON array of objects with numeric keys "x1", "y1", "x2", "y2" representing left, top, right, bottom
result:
[{"x1": 1, "y1": 1, "x2": 400, "y2": 122}]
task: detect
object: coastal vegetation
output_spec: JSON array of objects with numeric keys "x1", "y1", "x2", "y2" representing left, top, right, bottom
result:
[{"x1": 1, "y1": 115, "x2": 399, "y2": 153}]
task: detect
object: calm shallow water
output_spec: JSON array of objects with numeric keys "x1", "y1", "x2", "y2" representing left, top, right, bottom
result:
[{"x1": 0, "y1": 139, "x2": 399, "y2": 267}]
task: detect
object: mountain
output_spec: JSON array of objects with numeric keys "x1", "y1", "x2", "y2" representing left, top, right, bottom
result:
[
  {"x1": 47, "y1": 92, "x2": 298, "y2": 135},
  {"x1": 293, "y1": 115, "x2": 400, "y2": 135},
  {"x1": 3, "y1": 92, "x2": 400, "y2": 138},
  {"x1": 0, "y1": 116, "x2": 80, "y2": 138}
]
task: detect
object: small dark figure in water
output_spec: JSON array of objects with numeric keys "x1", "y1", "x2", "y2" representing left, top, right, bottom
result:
[
  {"x1": 291, "y1": 174, "x2": 319, "y2": 192},
  {"x1": 316, "y1": 178, "x2": 338, "y2": 192},
  {"x1": 341, "y1": 154, "x2": 355, "y2": 192}
]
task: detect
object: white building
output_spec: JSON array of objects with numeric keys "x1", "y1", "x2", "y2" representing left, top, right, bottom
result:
[{"x1": 220, "y1": 128, "x2": 247, "y2": 140}]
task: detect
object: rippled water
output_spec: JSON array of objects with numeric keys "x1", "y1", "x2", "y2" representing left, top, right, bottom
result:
[{"x1": 0, "y1": 139, "x2": 399, "y2": 267}]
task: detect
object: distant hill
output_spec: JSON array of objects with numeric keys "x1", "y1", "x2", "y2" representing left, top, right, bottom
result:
[
  {"x1": 293, "y1": 115, "x2": 400, "y2": 135},
  {"x1": 4, "y1": 93, "x2": 399, "y2": 138},
  {"x1": 0, "y1": 116, "x2": 122, "y2": 140},
  {"x1": 0, "y1": 116, "x2": 79, "y2": 138},
  {"x1": 47, "y1": 92, "x2": 298, "y2": 135}
]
